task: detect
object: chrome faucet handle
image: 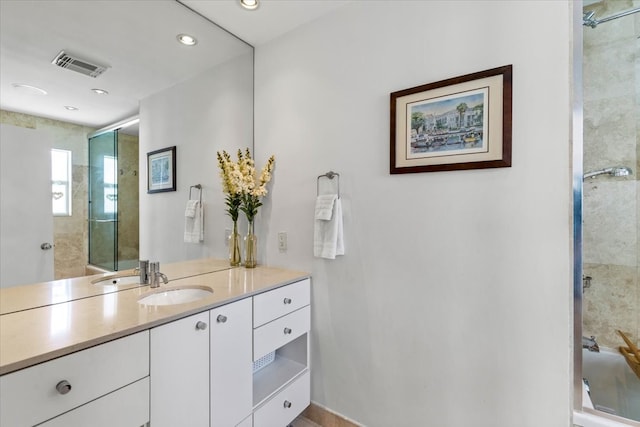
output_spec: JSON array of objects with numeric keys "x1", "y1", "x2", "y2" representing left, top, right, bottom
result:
[
  {"x1": 137, "y1": 260, "x2": 149, "y2": 284},
  {"x1": 148, "y1": 262, "x2": 159, "y2": 288}
]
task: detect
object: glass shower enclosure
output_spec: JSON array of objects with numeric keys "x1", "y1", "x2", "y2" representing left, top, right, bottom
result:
[{"x1": 88, "y1": 129, "x2": 139, "y2": 271}]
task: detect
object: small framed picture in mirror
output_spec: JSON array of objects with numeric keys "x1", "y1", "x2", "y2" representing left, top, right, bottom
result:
[{"x1": 147, "y1": 146, "x2": 176, "y2": 193}]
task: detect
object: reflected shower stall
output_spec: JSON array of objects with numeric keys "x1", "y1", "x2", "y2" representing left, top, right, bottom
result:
[
  {"x1": 580, "y1": 0, "x2": 640, "y2": 422},
  {"x1": 88, "y1": 126, "x2": 139, "y2": 272}
]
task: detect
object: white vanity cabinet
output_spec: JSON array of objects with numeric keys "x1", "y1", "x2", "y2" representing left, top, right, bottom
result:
[
  {"x1": 150, "y1": 311, "x2": 210, "y2": 427},
  {"x1": 149, "y1": 298, "x2": 253, "y2": 427},
  {"x1": 252, "y1": 278, "x2": 311, "y2": 427},
  {"x1": 38, "y1": 378, "x2": 149, "y2": 427},
  {"x1": 210, "y1": 298, "x2": 253, "y2": 426},
  {"x1": 0, "y1": 331, "x2": 149, "y2": 427}
]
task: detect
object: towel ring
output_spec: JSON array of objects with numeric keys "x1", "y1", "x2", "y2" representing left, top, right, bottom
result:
[
  {"x1": 189, "y1": 184, "x2": 202, "y2": 203},
  {"x1": 317, "y1": 171, "x2": 340, "y2": 198}
]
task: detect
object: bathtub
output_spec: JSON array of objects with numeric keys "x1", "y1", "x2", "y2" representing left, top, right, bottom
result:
[{"x1": 581, "y1": 348, "x2": 640, "y2": 423}]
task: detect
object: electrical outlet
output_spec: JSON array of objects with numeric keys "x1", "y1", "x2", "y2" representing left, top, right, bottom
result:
[
  {"x1": 224, "y1": 228, "x2": 231, "y2": 247},
  {"x1": 277, "y1": 232, "x2": 287, "y2": 252}
]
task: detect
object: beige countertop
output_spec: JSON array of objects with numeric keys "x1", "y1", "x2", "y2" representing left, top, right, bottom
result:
[
  {"x1": 0, "y1": 263, "x2": 309, "y2": 375},
  {"x1": 0, "y1": 258, "x2": 233, "y2": 315}
]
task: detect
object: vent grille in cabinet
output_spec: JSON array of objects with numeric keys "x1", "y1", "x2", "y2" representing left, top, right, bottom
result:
[{"x1": 253, "y1": 351, "x2": 275, "y2": 373}]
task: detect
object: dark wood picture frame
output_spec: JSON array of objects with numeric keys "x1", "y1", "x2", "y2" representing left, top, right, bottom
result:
[
  {"x1": 390, "y1": 65, "x2": 512, "y2": 174},
  {"x1": 147, "y1": 146, "x2": 176, "y2": 193}
]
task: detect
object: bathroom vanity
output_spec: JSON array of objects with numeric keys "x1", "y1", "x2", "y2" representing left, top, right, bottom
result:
[{"x1": 0, "y1": 261, "x2": 310, "y2": 427}]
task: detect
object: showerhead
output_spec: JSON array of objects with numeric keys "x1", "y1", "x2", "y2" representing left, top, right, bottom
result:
[
  {"x1": 583, "y1": 7, "x2": 640, "y2": 28},
  {"x1": 610, "y1": 167, "x2": 632, "y2": 177},
  {"x1": 583, "y1": 11, "x2": 598, "y2": 28},
  {"x1": 583, "y1": 166, "x2": 633, "y2": 180}
]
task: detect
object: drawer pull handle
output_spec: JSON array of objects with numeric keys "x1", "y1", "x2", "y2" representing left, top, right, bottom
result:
[
  {"x1": 217, "y1": 314, "x2": 228, "y2": 323},
  {"x1": 283, "y1": 400, "x2": 292, "y2": 409},
  {"x1": 195, "y1": 321, "x2": 208, "y2": 330},
  {"x1": 283, "y1": 298, "x2": 292, "y2": 304},
  {"x1": 56, "y1": 380, "x2": 72, "y2": 395},
  {"x1": 284, "y1": 327, "x2": 292, "y2": 335}
]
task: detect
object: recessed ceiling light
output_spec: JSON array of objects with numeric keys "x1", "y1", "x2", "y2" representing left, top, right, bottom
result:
[
  {"x1": 11, "y1": 83, "x2": 47, "y2": 95},
  {"x1": 91, "y1": 88, "x2": 109, "y2": 95},
  {"x1": 177, "y1": 33, "x2": 198, "y2": 46},
  {"x1": 64, "y1": 106, "x2": 78, "y2": 111},
  {"x1": 240, "y1": 0, "x2": 259, "y2": 10}
]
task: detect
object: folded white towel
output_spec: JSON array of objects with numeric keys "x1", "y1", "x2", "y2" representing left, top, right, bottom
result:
[
  {"x1": 315, "y1": 194, "x2": 337, "y2": 220},
  {"x1": 185, "y1": 200, "x2": 198, "y2": 218},
  {"x1": 184, "y1": 201, "x2": 204, "y2": 243},
  {"x1": 313, "y1": 197, "x2": 344, "y2": 259}
]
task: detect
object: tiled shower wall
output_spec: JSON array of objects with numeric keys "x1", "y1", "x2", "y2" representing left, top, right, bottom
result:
[{"x1": 582, "y1": 0, "x2": 640, "y2": 348}]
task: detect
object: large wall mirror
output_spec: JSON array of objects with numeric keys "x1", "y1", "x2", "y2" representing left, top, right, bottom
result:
[{"x1": 0, "y1": 0, "x2": 254, "y2": 291}]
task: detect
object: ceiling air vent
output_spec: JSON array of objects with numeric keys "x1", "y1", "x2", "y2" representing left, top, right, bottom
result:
[{"x1": 51, "y1": 50, "x2": 109, "y2": 78}]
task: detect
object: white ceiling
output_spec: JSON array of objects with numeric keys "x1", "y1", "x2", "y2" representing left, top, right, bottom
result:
[
  {"x1": 0, "y1": 0, "x2": 349, "y2": 131},
  {"x1": 181, "y1": 0, "x2": 351, "y2": 46}
]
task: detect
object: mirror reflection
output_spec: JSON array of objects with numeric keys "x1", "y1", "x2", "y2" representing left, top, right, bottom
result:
[{"x1": 0, "y1": 0, "x2": 253, "y2": 290}]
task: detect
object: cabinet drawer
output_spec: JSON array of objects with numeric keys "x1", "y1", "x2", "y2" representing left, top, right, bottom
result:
[
  {"x1": 254, "y1": 306, "x2": 310, "y2": 362},
  {"x1": 38, "y1": 377, "x2": 149, "y2": 427},
  {"x1": 0, "y1": 331, "x2": 149, "y2": 427},
  {"x1": 253, "y1": 279, "x2": 310, "y2": 327},
  {"x1": 253, "y1": 370, "x2": 310, "y2": 427}
]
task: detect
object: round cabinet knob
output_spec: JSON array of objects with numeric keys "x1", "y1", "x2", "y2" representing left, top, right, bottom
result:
[
  {"x1": 283, "y1": 400, "x2": 292, "y2": 409},
  {"x1": 195, "y1": 321, "x2": 207, "y2": 331},
  {"x1": 216, "y1": 314, "x2": 227, "y2": 323},
  {"x1": 283, "y1": 298, "x2": 292, "y2": 305},
  {"x1": 56, "y1": 380, "x2": 72, "y2": 395},
  {"x1": 283, "y1": 327, "x2": 292, "y2": 335}
]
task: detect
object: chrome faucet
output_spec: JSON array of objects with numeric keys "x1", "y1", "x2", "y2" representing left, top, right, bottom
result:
[
  {"x1": 582, "y1": 335, "x2": 600, "y2": 352},
  {"x1": 134, "y1": 260, "x2": 149, "y2": 284},
  {"x1": 148, "y1": 262, "x2": 168, "y2": 288}
]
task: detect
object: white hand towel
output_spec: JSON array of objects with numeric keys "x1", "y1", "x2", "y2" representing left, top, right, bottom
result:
[
  {"x1": 184, "y1": 201, "x2": 204, "y2": 243},
  {"x1": 313, "y1": 197, "x2": 344, "y2": 259},
  {"x1": 185, "y1": 199, "x2": 198, "y2": 218},
  {"x1": 315, "y1": 194, "x2": 337, "y2": 220}
]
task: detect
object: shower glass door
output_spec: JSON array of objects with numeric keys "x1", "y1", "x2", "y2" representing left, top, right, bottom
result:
[{"x1": 88, "y1": 130, "x2": 118, "y2": 271}]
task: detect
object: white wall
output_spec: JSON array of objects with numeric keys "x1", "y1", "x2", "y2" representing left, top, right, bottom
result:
[
  {"x1": 139, "y1": 53, "x2": 253, "y2": 263},
  {"x1": 255, "y1": 1, "x2": 573, "y2": 426}
]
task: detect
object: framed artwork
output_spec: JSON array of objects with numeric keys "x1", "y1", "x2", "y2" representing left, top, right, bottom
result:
[
  {"x1": 147, "y1": 146, "x2": 176, "y2": 193},
  {"x1": 390, "y1": 65, "x2": 512, "y2": 174}
]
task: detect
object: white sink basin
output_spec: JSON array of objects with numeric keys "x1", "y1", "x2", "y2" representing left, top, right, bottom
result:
[
  {"x1": 92, "y1": 275, "x2": 141, "y2": 286},
  {"x1": 138, "y1": 286, "x2": 213, "y2": 306}
]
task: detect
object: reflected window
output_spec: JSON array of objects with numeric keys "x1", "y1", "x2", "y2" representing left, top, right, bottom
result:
[
  {"x1": 51, "y1": 149, "x2": 72, "y2": 216},
  {"x1": 103, "y1": 155, "x2": 117, "y2": 214}
]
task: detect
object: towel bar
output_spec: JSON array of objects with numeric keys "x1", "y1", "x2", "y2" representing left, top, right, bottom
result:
[
  {"x1": 189, "y1": 184, "x2": 202, "y2": 202},
  {"x1": 317, "y1": 171, "x2": 340, "y2": 198}
]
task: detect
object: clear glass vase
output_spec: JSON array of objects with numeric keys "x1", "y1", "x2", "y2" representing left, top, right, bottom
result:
[
  {"x1": 244, "y1": 220, "x2": 257, "y2": 268},
  {"x1": 228, "y1": 220, "x2": 241, "y2": 267}
]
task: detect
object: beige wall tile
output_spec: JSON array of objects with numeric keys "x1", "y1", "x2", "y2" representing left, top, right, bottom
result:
[{"x1": 583, "y1": 0, "x2": 639, "y2": 352}]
